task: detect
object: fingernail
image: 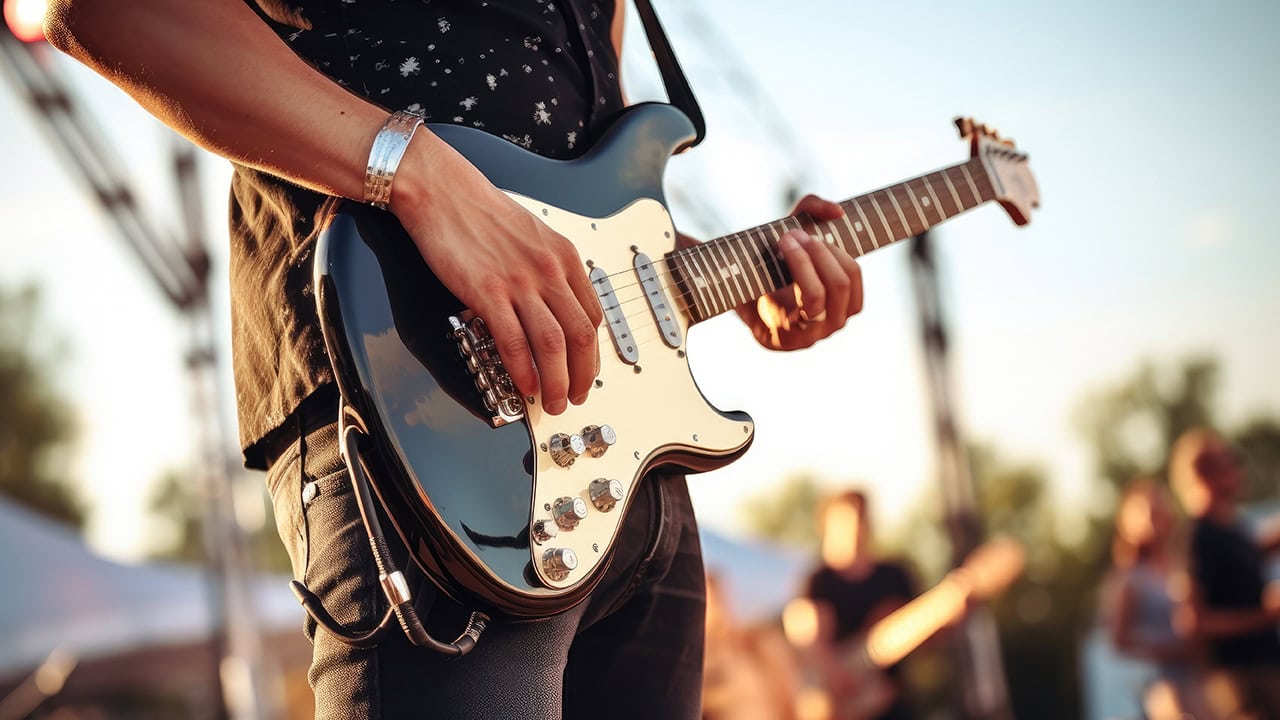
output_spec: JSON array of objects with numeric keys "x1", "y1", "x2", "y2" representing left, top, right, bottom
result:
[
  {"x1": 780, "y1": 234, "x2": 799, "y2": 251},
  {"x1": 546, "y1": 399, "x2": 566, "y2": 415},
  {"x1": 571, "y1": 393, "x2": 588, "y2": 405}
]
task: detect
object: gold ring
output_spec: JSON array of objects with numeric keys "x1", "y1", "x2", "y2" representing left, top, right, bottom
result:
[{"x1": 799, "y1": 308, "x2": 828, "y2": 324}]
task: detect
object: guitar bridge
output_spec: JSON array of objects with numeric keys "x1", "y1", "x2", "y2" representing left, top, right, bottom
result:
[{"x1": 448, "y1": 311, "x2": 525, "y2": 427}]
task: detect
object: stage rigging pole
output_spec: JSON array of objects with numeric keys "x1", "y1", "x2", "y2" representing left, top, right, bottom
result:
[{"x1": 909, "y1": 231, "x2": 1014, "y2": 720}]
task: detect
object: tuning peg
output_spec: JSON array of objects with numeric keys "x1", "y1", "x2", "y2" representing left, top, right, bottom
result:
[
  {"x1": 954, "y1": 116, "x2": 974, "y2": 138},
  {"x1": 1001, "y1": 137, "x2": 1015, "y2": 147}
]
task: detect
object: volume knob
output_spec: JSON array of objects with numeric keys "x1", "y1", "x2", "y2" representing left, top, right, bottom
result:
[
  {"x1": 549, "y1": 433, "x2": 586, "y2": 467},
  {"x1": 581, "y1": 425, "x2": 617, "y2": 458},
  {"x1": 552, "y1": 496, "x2": 589, "y2": 530},
  {"x1": 589, "y1": 478, "x2": 624, "y2": 512},
  {"x1": 543, "y1": 547, "x2": 578, "y2": 581}
]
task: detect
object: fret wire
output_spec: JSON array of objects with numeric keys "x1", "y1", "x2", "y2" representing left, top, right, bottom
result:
[
  {"x1": 742, "y1": 231, "x2": 776, "y2": 296},
  {"x1": 689, "y1": 247, "x2": 724, "y2": 318},
  {"x1": 959, "y1": 163, "x2": 982, "y2": 206},
  {"x1": 728, "y1": 234, "x2": 765, "y2": 301},
  {"x1": 709, "y1": 237, "x2": 749, "y2": 308},
  {"x1": 884, "y1": 187, "x2": 913, "y2": 239},
  {"x1": 675, "y1": 253, "x2": 713, "y2": 322},
  {"x1": 691, "y1": 245, "x2": 729, "y2": 317},
  {"x1": 737, "y1": 234, "x2": 762, "y2": 295},
  {"x1": 835, "y1": 207, "x2": 866, "y2": 256},
  {"x1": 758, "y1": 224, "x2": 789, "y2": 288},
  {"x1": 942, "y1": 166, "x2": 962, "y2": 211},
  {"x1": 752, "y1": 226, "x2": 786, "y2": 291},
  {"x1": 712, "y1": 239, "x2": 747, "y2": 309},
  {"x1": 919, "y1": 173, "x2": 947, "y2": 224},
  {"x1": 868, "y1": 193, "x2": 896, "y2": 246},
  {"x1": 902, "y1": 182, "x2": 929, "y2": 230},
  {"x1": 850, "y1": 198, "x2": 880, "y2": 249}
]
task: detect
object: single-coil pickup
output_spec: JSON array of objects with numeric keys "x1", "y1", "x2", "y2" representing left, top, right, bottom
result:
[
  {"x1": 634, "y1": 252, "x2": 682, "y2": 348},
  {"x1": 448, "y1": 311, "x2": 525, "y2": 427},
  {"x1": 591, "y1": 267, "x2": 638, "y2": 365}
]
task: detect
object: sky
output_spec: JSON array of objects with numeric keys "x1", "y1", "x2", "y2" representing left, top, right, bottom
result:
[{"x1": 1, "y1": 0, "x2": 1278, "y2": 562}]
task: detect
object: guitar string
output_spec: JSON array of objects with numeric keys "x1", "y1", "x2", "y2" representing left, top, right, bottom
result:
[
  {"x1": 533, "y1": 167, "x2": 995, "y2": 333},
  {"x1": 586, "y1": 167, "x2": 990, "y2": 302}
]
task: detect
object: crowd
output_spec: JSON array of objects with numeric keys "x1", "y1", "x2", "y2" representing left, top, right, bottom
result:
[{"x1": 703, "y1": 426, "x2": 1280, "y2": 720}]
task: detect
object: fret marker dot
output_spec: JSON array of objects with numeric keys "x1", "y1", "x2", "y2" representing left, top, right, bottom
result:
[
  {"x1": 922, "y1": 197, "x2": 931, "y2": 207},
  {"x1": 854, "y1": 221, "x2": 864, "y2": 232}
]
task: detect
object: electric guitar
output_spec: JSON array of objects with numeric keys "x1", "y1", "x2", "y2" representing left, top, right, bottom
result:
[{"x1": 314, "y1": 104, "x2": 1039, "y2": 618}]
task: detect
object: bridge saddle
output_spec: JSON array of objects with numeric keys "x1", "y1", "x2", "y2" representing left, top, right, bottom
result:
[{"x1": 448, "y1": 311, "x2": 525, "y2": 427}]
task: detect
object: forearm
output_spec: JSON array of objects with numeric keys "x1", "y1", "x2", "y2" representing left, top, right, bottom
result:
[
  {"x1": 1194, "y1": 608, "x2": 1278, "y2": 638},
  {"x1": 44, "y1": 0, "x2": 437, "y2": 201}
]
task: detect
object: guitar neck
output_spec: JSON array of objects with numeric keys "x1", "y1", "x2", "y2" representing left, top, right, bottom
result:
[{"x1": 669, "y1": 158, "x2": 996, "y2": 323}]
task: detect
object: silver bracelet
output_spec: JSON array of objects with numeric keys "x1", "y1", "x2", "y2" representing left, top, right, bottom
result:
[{"x1": 363, "y1": 109, "x2": 425, "y2": 210}]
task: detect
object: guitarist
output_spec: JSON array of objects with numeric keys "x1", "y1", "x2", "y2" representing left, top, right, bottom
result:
[
  {"x1": 806, "y1": 491, "x2": 918, "y2": 720},
  {"x1": 47, "y1": 0, "x2": 866, "y2": 717}
]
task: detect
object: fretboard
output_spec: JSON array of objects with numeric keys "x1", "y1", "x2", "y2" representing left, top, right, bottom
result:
[{"x1": 668, "y1": 158, "x2": 995, "y2": 323}]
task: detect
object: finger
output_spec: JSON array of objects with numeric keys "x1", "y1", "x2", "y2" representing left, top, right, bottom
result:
[
  {"x1": 484, "y1": 303, "x2": 538, "y2": 402},
  {"x1": 793, "y1": 193, "x2": 845, "y2": 221},
  {"x1": 835, "y1": 251, "x2": 864, "y2": 318},
  {"x1": 515, "y1": 300, "x2": 570, "y2": 415},
  {"x1": 544, "y1": 286, "x2": 599, "y2": 406},
  {"x1": 778, "y1": 230, "x2": 825, "y2": 326},
  {"x1": 563, "y1": 244, "x2": 604, "y2": 329},
  {"x1": 801, "y1": 233, "x2": 850, "y2": 331}
]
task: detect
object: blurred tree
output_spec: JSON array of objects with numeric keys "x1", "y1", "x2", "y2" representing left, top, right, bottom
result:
[
  {"x1": 739, "y1": 473, "x2": 825, "y2": 549},
  {"x1": 0, "y1": 283, "x2": 83, "y2": 527},
  {"x1": 1234, "y1": 417, "x2": 1280, "y2": 503},
  {"x1": 147, "y1": 471, "x2": 291, "y2": 572}
]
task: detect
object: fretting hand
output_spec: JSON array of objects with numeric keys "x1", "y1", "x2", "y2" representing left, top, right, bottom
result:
[{"x1": 733, "y1": 194, "x2": 864, "y2": 351}]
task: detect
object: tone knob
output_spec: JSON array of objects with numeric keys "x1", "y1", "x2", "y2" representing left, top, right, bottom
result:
[
  {"x1": 581, "y1": 424, "x2": 617, "y2": 458},
  {"x1": 531, "y1": 519, "x2": 557, "y2": 544},
  {"x1": 552, "y1": 496, "x2": 589, "y2": 530},
  {"x1": 549, "y1": 433, "x2": 586, "y2": 467},
  {"x1": 543, "y1": 547, "x2": 578, "y2": 580},
  {"x1": 589, "y1": 478, "x2": 624, "y2": 512}
]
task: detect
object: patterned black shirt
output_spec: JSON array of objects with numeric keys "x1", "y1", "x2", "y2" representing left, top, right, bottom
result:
[{"x1": 231, "y1": 0, "x2": 625, "y2": 467}]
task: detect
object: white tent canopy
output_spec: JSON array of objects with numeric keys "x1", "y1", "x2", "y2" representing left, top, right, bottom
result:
[{"x1": 0, "y1": 497, "x2": 299, "y2": 678}]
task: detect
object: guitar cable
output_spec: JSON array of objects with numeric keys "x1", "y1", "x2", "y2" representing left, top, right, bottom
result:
[{"x1": 288, "y1": 405, "x2": 490, "y2": 656}]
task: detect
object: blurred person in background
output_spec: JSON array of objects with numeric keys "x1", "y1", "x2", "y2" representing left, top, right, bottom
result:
[
  {"x1": 1171, "y1": 428, "x2": 1280, "y2": 719},
  {"x1": 702, "y1": 572, "x2": 801, "y2": 720},
  {"x1": 1100, "y1": 477, "x2": 1211, "y2": 718},
  {"x1": 803, "y1": 491, "x2": 917, "y2": 720}
]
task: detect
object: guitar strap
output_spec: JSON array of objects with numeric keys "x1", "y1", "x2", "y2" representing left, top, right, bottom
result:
[{"x1": 629, "y1": 0, "x2": 707, "y2": 149}]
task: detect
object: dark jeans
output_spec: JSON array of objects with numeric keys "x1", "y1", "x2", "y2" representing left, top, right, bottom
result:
[{"x1": 265, "y1": 420, "x2": 707, "y2": 719}]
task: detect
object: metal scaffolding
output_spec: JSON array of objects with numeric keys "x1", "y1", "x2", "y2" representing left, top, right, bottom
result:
[{"x1": 0, "y1": 29, "x2": 277, "y2": 720}]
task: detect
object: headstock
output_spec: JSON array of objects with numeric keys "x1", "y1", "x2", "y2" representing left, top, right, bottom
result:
[{"x1": 955, "y1": 116, "x2": 1040, "y2": 226}]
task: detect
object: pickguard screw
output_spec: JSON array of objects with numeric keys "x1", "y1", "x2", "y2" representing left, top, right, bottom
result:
[
  {"x1": 592, "y1": 543, "x2": 599, "y2": 553},
  {"x1": 633, "y1": 451, "x2": 641, "y2": 460},
  {"x1": 542, "y1": 208, "x2": 549, "y2": 216},
  {"x1": 633, "y1": 365, "x2": 642, "y2": 374},
  {"x1": 544, "y1": 503, "x2": 551, "y2": 511},
  {"x1": 677, "y1": 349, "x2": 686, "y2": 358},
  {"x1": 594, "y1": 379, "x2": 604, "y2": 388},
  {"x1": 664, "y1": 231, "x2": 671, "y2": 238},
  {"x1": 693, "y1": 434, "x2": 699, "y2": 442},
  {"x1": 540, "y1": 443, "x2": 548, "y2": 452},
  {"x1": 743, "y1": 425, "x2": 749, "y2": 434},
  {"x1": 591, "y1": 222, "x2": 598, "y2": 230},
  {"x1": 527, "y1": 396, "x2": 536, "y2": 404}
]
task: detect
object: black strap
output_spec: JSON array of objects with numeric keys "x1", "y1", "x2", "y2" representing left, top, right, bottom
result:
[{"x1": 631, "y1": 0, "x2": 706, "y2": 149}]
